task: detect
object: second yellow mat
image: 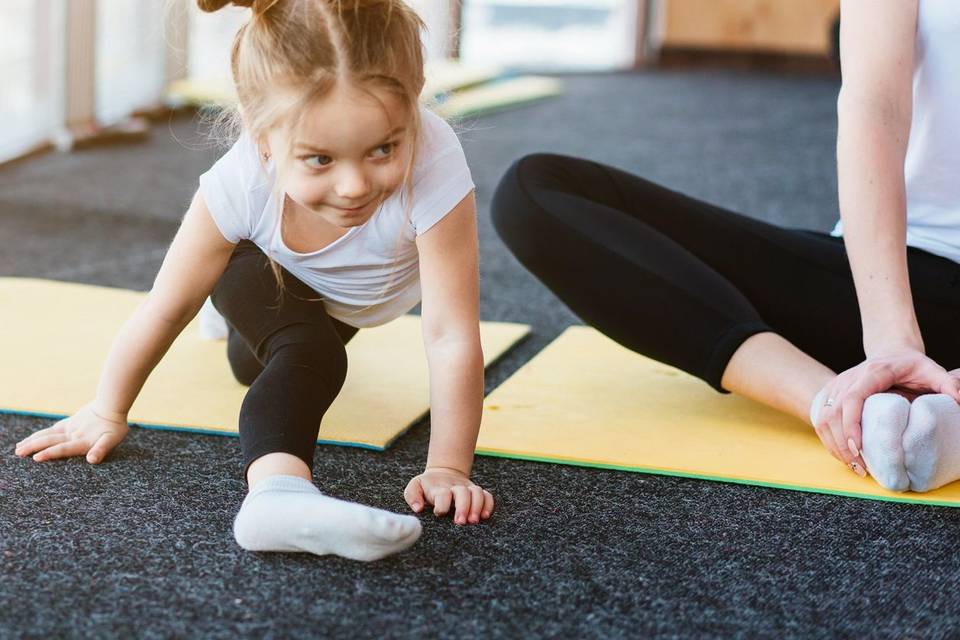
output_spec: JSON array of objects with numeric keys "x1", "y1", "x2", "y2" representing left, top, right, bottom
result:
[{"x1": 476, "y1": 326, "x2": 960, "y2": 506}]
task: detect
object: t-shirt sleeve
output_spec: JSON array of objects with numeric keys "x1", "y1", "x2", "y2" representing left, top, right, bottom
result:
[
  {"x1": 408, "y1": 112, "x2": 476, "y2": 236},
  {"x1": 197, "y1": 131, "x2": 263, "y2": 244}
]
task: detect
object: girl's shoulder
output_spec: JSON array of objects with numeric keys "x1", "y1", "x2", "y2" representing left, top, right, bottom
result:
[
  {"x1": 197, "y1": 130, "x2": 274, "y2": 244},
  {"x1": 399, "y1": 108, "x2": 475, "y2": 237},
  {"x1": 414, "y1": 107, "x2": 466, "y2": 165}
]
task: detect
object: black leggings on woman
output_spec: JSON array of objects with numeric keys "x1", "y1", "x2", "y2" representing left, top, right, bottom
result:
[
  {"x1": 211, "y1": 241, "x2": 358, "y2": 476},
  {"x1": 491, "y1": 153, "x2": 960, "y2": 393}
]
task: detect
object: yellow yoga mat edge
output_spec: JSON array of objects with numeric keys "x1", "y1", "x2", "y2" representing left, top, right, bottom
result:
[
  {"x1": 1, "y1": 277, "x2": 531, "y2": 452},
  {"x1": 475, "y1": 448, "x2": 958, "y2": 509}
]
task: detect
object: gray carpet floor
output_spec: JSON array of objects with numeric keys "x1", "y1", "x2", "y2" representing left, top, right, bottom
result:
[{"x1": 3, "y1": 71, "x2": 960, "y2": 639}]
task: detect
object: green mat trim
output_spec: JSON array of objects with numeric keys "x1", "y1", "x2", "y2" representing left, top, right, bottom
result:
[{"x1": 475, "y1": 449, "x2": 958, "y2": 509}]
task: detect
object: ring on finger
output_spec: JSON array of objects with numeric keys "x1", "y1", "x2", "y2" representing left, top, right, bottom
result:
[{"x1": 824, "y1": 397, "x2": 835, "y2": 407}]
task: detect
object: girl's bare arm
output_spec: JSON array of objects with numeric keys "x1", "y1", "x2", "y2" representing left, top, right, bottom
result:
[{"x1": 16, "y1": 191, "x2": 236, "y2": 463}]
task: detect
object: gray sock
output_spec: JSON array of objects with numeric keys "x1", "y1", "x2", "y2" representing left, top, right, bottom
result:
[
  {"x1": 903, "y1": 394, "x2": 960, "y2": 492},
  {"x1": 860, "y1": 394, "x2": 911, "y2": 492},
  {"x1": 233, "y1": 475, "x2": 421, "y2": 561}
]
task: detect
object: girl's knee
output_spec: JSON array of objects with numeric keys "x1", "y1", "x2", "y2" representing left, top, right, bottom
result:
[{"x1": 260, "y1": 323, "x2": 350, "y2": 389}]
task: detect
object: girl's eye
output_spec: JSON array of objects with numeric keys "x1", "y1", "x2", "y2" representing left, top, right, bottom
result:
[
  {"x1": 371, "y1": 143, "x2": 395, "y2": 158},
  {"x1": 304, "y1": 155, "x2": 333, "y2": 168}
]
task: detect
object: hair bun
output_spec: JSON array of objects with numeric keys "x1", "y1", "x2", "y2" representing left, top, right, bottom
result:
[{"x1": 196, "y1": 0, "x2": 255, "y2": 13}]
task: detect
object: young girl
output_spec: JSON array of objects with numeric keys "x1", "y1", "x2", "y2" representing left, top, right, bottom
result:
[
  {"x1": 491, "y1": 0, "x2": 960, "y2": 492},
  {"x1": 14, "y1": 0, "x2": 494, "y2": 561}
]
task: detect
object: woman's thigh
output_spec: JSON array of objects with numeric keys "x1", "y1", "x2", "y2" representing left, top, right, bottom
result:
[{"x1": 494, "y1": 153, "x2": 960, "y2": 374}]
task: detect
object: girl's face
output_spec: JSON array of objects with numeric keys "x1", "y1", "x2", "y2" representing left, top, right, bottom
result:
[{"x1": 265, "y1": 81, "x2": 412, "y2": 228}]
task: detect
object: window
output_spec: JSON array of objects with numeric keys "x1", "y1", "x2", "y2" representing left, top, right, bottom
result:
[
  {"x1": 95, "y1": 0, "x2": 167, "y2": 125},
  {"x1": 461, "y1": 0, "x2": 639, "y2": 70},
  {"x1": 0, "y1": 0, "x2": 65, "y2": 162}
]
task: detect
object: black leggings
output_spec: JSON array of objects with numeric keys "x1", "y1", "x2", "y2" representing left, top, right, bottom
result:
[
  {"x1": 491, "y1": 153, "x2": 960, "y2": 392},
  {"x1": 211, "y1": 241, "x2": 358, "y2": 476}
]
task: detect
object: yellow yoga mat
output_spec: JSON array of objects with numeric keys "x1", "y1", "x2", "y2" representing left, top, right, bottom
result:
[
  {"x1": 1, "y1": 278, "x2": 529, "y2": 450},
  {"x1": 476, "y1": 326, "x2": 960, "y2": 507}
]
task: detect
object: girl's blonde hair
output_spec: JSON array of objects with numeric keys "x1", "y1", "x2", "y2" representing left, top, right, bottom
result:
[{"x1": 197, "y1": 0, "x2": 427, "y2": 300}]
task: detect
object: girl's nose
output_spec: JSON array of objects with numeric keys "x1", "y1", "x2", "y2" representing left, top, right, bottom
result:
[{"x1": 335, "y1": 168, "x2": 370, "y2": 200}]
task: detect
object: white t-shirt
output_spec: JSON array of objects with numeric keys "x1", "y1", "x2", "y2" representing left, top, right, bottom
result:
[
  {"x1": 832, "y1": 0, "x2": 960, "y2": 264},
  {"x1": 198, "y1": 107, "x2": 475, "y2": 328}
]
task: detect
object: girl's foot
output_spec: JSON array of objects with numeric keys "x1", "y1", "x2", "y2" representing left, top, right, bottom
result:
[{"x1": 233, "y1": 475, "x2": 422, "y2": 561}]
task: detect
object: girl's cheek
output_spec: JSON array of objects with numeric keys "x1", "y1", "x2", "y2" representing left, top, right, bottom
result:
[
  {"x1": 378, "y1": 163, "x2": 406, "y2": 193},
  {"x1": 288, "y1": 175, "x2": 329, "y2": 204}
]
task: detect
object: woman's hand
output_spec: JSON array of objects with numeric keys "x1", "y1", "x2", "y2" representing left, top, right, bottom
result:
[
  {"x1": 404, "y1": 467, "x2": 495, "y2": 525},
  {"x1": 814, "y1": 349, "x2": 960, "y2": 472},
  {"x1": 14, "y1": 402, "x2": 129, "y2": 464}
]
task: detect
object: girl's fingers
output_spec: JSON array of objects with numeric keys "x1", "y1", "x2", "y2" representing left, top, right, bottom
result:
[
  {"x1": 451, "y1": 485, "x2": 470, "y2": 524},
  {"x1": 481, "y1": 490, "x2": 495, "y2": 519},
  {"x1": 15, "y1": 433, "x2": 68, "y2": 458},
  {"x1": 467, "y1": 486, "x2": 484, "y2": 524},
  {"x1": 33, "y1": 439, "x2": 89, "y2": 462},
  {"x1": 16, "y1": 422, "x2": 67, "y2": 448},
  {"x1": 403, "y1": 476, "x2": 426, "y2": 512},
  {"x1": 432, "y1": 488, "x2": 452, "y2": 517},
  {"x1": 86, "y1": 433, "x2": 122, "y2": 465}
]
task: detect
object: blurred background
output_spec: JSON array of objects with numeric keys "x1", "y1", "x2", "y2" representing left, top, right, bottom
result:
[{"x1": 0, "y1": 0, "x2": 840, "y2": 165}]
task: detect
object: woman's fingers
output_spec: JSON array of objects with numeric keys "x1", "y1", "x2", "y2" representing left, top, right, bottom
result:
[
  {"x1": 814, "y1": 418, "x2": 843, "y2": 462},
  {"x1": 15, "y1": 432, "x2": 68, "y2": 458},
  {"x1": 838, "y1": 398, "x2": 867, "y2": 476},
  {"x1": 451, "y1": 485, "x2": 471, "y2": 524},
  {"x1": 937, "y1": 371, "x2": 960, "y2": 403},
  {"x1": 33, "y1": 439, "x2": 89, "y2": 462}
]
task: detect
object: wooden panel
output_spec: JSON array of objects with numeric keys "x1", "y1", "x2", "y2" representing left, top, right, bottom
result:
[{"x1": 663, "y1": 0, "x2": 839, "y2": 55}]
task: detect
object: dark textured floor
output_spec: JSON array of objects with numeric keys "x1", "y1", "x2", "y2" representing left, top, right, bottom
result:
[{"x1": 3, "y1": 71, "x2": 960, "y2": 639}]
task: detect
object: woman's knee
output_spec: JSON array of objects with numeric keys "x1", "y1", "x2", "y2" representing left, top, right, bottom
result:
[{"x1": 492, "y1": 154, "x2": 558, "y2": 247}]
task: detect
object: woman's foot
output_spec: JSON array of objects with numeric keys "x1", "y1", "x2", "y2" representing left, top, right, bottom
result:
[
  {"x1": 859, "y1": 394, "x2": 911, "y2": 492},
  {"x1": 233, "y1": 475, "x2": 422, "y2": 561},
  {"x1": 902, "y1": 394, "x2": 960, "y2": 492}
]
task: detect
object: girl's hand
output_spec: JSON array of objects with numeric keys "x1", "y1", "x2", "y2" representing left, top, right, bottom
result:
[
  {"x1": 404, "y1": 467, "x2": 495, "y2": 525},
  {"x1": 14, "y1": 403, "x2": 129, "y2": 464},
  {"x1": 815, "y1": 349, "x2": 960, "y2": 473}
]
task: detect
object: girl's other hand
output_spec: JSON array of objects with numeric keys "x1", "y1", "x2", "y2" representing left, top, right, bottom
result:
[
  {"x1": 14, "y1": 403, "x2": 129, "y2": 464},
  {"x1": 404, "y1": 467, "x2": 495, "y2": 525},
  {"x1": 815, "y1": 349, "x2": 960, "y2": 471}
]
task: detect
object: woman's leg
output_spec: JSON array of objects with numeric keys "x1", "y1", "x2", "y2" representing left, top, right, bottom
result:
[
  {"x1": 491, "y1": 153, "x2": 960, "y2": 425},
  {"x1": 210, "y1": 241, "x2": 420, "y2": 559}
]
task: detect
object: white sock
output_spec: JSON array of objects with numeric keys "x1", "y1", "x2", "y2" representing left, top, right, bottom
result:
[
  {"x1": 233, "y1": 475, "x2": 422, "y2": 561},
  {"x1": 197, "y1": 297, "x2": 228, "y2": 341},
  {"x1": 859, "y1": 394, "x2": 911, "y2": 492},
  {"x1": 902, "y1": 394, "x2": 960, "y2": 492},
  {"x1": 810, "y1": 389, "x2": 910, "y2": 491}
]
